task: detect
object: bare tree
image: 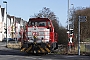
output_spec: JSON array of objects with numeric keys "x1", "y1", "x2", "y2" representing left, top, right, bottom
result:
[
  {"x1": 70, "y1": 7, "x2": 90, "y2": 42},
  {"x1": 31, "y1": 7, "x2": 67, "y2": 44}
]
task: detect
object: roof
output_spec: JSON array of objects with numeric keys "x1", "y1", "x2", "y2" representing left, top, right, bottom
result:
[
  {"x1": 15, "y1": 17, "x2": 21, "y2": 24},
  {"x1": 10, "y1": 16, "x2": 15, "y2": 20},
  {"x1": 29, "y1": 17, "x2": 51, "y2": 22},
  {"x1": 7, "y1": 14, "x2": 11, "y2": 19}
]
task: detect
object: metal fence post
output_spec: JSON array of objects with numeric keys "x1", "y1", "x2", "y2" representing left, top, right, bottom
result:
[{"x1": 78, "y1": 16, "x2": 80, "y2": 55}]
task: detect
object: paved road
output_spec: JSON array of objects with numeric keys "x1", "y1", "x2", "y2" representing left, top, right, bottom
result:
[
  {"x1": 0, "y1": 42, "x2": 6, "y2": 46},
  {"x1": 0, "y1": 42, "x2": 90, "y2": 60}
]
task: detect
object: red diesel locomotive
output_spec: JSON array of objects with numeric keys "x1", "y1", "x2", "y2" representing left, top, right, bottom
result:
[{"x1": 20, "y1": 17, "x2": 58, "y2": 54}]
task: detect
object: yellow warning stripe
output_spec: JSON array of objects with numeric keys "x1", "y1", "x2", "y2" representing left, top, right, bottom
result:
[
  {"x1": 21, "y1": 48, "x2": 26, "y2": 52},
  {"x1": 38, "y1": 50, "x2": 40, "y2": 53},
  {"x1": 45, "y1": 47, "x2": 50, "y2": 52},
  {"x1": 47, "y1": 44, "x2": 51, "y2": 47},
  {"x1": 39, "y1": 46, "x2": 45, "y2": 53},
  {"x1": 25, "y1": 46, "x2": 32, "y2": 52}
]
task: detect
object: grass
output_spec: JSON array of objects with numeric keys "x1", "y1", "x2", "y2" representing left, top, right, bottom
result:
[
  {"x1": 55, "y1": 43, "x2": 90, "y2": 55},
  {"x1": 80, "y1": 44, "x2": 85, "y2": 52},
  {"x1": 85, "y1": 38, "x2": 90, "y2": 42}
]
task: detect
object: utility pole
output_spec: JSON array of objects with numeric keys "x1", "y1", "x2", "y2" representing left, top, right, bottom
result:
[
  {"x1": 68, "y1": 0, "x2": 69, "y2": 30},
  {"x1": 67, "y1": 0, "x2": 72, "y2": 52}
]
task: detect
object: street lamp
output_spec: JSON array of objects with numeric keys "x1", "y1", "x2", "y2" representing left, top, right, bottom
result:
[{"x1": 3, "y1": 1, "x2": 8, "y2": 45}]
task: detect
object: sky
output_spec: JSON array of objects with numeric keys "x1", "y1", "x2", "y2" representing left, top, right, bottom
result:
[{"x1": 0, "y1": 0, "x2": 90, "y2": 27}]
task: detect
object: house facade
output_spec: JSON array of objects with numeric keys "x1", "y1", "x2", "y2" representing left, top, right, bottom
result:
[
  {"x1": 0, "y1": 5, "x2": 27, "y2": 41},
  {"x1": 0, "y1": 5, "x2": 12, "y2": 41}
]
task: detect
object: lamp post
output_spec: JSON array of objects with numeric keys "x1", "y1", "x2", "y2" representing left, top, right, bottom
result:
[
  {"x1": 3, "y1": 1, "x2": 8, "y2": 45},
  {"x1": 71, "y1": 4, "x2": 74, "y2": 29}
]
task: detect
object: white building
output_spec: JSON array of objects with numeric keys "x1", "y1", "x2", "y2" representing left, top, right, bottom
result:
[
  {"x1": 7, "y1": 15, "x2": 11, "y2": 38},
  {"x1": 0, "y1": 5, "x2": 6, "y2": 41},
  {"x1": 15, "y1": 17, "x2": 21, "y2": 40}
]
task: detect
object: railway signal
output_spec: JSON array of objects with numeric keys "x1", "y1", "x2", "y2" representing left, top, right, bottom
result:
[
  {"x1": 78, "y1": 16, "x2": 87, "y2": 55},
  {"x1": 68, "y1": 28, "x2": 74, "y2": 52}
]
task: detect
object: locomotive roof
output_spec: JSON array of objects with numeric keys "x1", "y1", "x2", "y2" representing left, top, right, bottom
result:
[{"x1": 29, "y1": 17, "x2": 51, "y2": 22}]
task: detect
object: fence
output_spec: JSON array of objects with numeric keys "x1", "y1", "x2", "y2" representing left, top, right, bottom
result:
[
  {"x1": 56, "y1": 43, "x2": 90, "y2": 55},
  {"x1": 85, "y1": 43, "x2": 90, "y2": 53},
  {"x1": 78, "y1": 42, "x2": 90, "y2": 55}
]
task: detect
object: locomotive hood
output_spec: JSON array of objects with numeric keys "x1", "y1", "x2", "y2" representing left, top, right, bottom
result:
[{"x1": 27, "y1": 26, "x2": 50, "y2": 43}]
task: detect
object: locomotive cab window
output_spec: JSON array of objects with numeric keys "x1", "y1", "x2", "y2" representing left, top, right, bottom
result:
[
  {"x1": 38, "y1": 22, "x2": 46, "y2": 26},
  {"x1": 28, "y1": 21, "x2": 46, "y2": 27}
]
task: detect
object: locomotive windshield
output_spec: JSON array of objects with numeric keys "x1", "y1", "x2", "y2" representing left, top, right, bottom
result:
[{"x1": 28, "y1": 21, "x2": 46, "y2": 26}]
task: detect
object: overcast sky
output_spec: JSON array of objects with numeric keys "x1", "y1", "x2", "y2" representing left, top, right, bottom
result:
[{"x1": 0, "y1": 0, "x2": 90, "y2": 27}]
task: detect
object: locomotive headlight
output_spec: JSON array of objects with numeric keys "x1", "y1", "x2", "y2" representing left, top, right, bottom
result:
[
  {"x1": 28, "y1": 37, "x2": 34, "y2": 42},
  {"x1": 42, "y1": 40, "x2": 44, "y2": 42},
  {"x1": 28, "y1": 37, "x2": 30, "y2": 42},
  {"x1": 41, "y1": 37, "x2": 45, "y2": 42}
]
